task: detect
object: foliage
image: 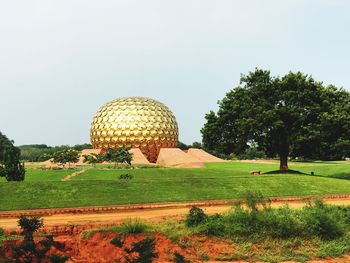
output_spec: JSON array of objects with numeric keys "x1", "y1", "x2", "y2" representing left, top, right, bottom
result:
[
  {"x1": 191, "y1": 196, "x2": 349, "y2": 241},
  {"x1": 178, "y1": 141, "x2": 202, "y2": 150},
  {"x1": 49, "y1": 254, "x2": 69, "y2": 263},
  {"x1": 0, "y1": 131, "x2": 25, "y2": 181},
  {"x1": 174, "y1": 251, "x2": 191, "y2": 263},
  {"x1": 185, "y1": 206, "x2": 207, "y2": 227},
  {"x1": 83, "y1": 153, "x2": 101, "y2": 167},
  {"x1": 119, "y1": 173, "x2": 134, "y2": 180},
  {"x1": 52, "y1": 148, "x2": 80, "y2": 168},
  {"x1": 120, "y1": 218, "x2": 149, "y2": 234},
  {"x1": 237, "y1": 144, "x2": 266, "y2": 160},
  {"x1": 178, "y1": 141, "x2": 190, "y2": 150},
  {"x1": 125, "y1": 237, "x2": 157, "y2": 263},
  {"x1": 302, "y1": 199, "x2": 345, "y2": 240},
  {"x1": 103, "y1": 147, "x2": 133, "y2": 168},
  {"x1": 110, "y1": 233, "x2": 124, "y2": 248},
  {"x1": 10, "y1": 215, "x2": 68, "y2": 262},
  {"x1": 19, "y1": 144, "x2": 92, "y2": 162},
  {"x1": 191, "y1": 142, "x2": 202, "y2": 149},
  {"x1": 110, "y1": 234, "x2": 157, "y2": 263},
  {"x1": 201, "y1": 69, "x2": 350, "y2": 170},
  {"x1": 243, "y1": 190, "x2": 270, "y2": 212},
  {"x1": 18, "y1": 215, "x2": 44, "y2": 242}
]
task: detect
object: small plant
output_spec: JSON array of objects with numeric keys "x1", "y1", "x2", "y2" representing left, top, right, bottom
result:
[
  {"x1": 110, "y1": 233, "x2": 124, "y2": 248},
  {"x1": 174, "y1": 251, "x2": 190, "y2": 263},
  {"x1": 18, "y1": 215, "x2": 44, "y2": 242},
  {"x1": 198, "y1": 251, "x2": 209, "y2": 261},
  {"x1": 49, "y1": 254, "x2": 69, "y2": 263},
  {"x1": 8, "y1": 216, "x2": 68, "y2": 262},
  {"x1": 243, "y1": 190, "x2": 269, "y2": 211},
  {"x1": 186, "y1": 206, "x2": 207, "y2": 227},
  {"x1": 121, "y1": 218, "x2": 148, "y2": 234},
  {"x1": 119, "y1": 173, "x2": 134, "y2": 180},
  {"x1": 0, "y1": 227, "x2": 5, "y2": 236},
  {"x1": 302, "y1": 198, "x2": 345, "y2": 240}
]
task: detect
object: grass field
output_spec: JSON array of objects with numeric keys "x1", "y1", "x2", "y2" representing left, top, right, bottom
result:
[{"x1": 0, "y1": 161, "x2": 349, "y2": 211}]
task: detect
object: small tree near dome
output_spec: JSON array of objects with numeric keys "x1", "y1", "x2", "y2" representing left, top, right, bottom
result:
[
  {"x1": 83, "y1": 153, "x2": 101, "y2": 167},
  {"x1": 52, "y1": 148, "x2": 80, "y2": 168},
  {"x1": 103, "y1": 147, "x2": 133, "y2": 169}
]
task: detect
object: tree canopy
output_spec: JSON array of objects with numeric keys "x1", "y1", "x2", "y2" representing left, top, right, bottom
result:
[
  {"x1": 103, "y1": 147, "x2": 133, "y2": 168},
  {"x1": 201, "y1": 69, "x2": 350, "y2": 170},
  {"x1": 0, "y1": 131, "x2": 25, "y2": 181},
  {"x1": 51, "y1": 148, "x2": 80, "y2": 168}
]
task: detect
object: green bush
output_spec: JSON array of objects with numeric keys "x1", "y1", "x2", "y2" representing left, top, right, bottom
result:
[
  {"x1": 202, "y1": 214, "x2": 225, "y2": 236},
  {"x1": 302, "y1": 199, "x2": 345, "y2": 240},
  {"x1": 125, "y1": 237, "x2": 157, "y2": 263},
  {"x1": 186, "y1": 206, "x2": 207, "y2": 227},
  {"x1": 260, "y1": 207, "x2": 303, "y2": 238},
  {"x1": 196, "y1": 196, "x2": 348, "y2": 241},
  {"x1": 49, "y1": 254, "x2": 69, "y2": 263},
  {"x1": 0, "y1": 227, "x2": 4, "y2": 236},
  {"x1": 174, "y1": 251, "x2": 190, "y2": 263},
  {"x1": 110, "y1": 234, "x2": 124, "y2": 248},
  {"x1": 119, "y1": 173, "x2": 133, "y2": 180},
  {"x1": 121, "y1": 218, "x2": 148, "y2": 234},
  {"x1": 317, "y1": 233, "x2": 350, "y2": 258}
]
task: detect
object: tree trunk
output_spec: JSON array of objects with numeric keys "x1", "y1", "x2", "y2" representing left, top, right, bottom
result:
[{"x1": 279, "y1": 154, "x2": 289, "y2": 170}]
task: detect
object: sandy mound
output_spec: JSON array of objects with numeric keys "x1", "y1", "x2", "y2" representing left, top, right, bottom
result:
[
  {"x1": 129, "y1": 148, "x2": 150, "y2": 164},
  {"x1": 156, "y1": 148, "x2": 204, "y2": 167},
  {"x1": 186, "y1": 148, "x2": 225, "y2": 162},
  {"x1": 41, "y1": 159, "x2": 76, "y2": 169}
]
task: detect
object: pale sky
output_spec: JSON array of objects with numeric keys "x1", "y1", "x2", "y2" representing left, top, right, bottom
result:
[{"x1": 1, "y1": 0, "x2": 349, "y2": 146}]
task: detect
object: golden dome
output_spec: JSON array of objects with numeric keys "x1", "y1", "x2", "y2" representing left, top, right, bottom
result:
[{"x1": 90, "y1": 97, "x2": 179, "y2": 162}]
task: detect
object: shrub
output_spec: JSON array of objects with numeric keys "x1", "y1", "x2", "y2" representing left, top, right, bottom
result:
[
  {"x1": 186, "y1": 206, "x2": 207, "y2": 227},
  {"x1": 119, "y1": 173, "x2": 133, "y2": 180},
  {"x1": 243, "y1": 191, "x2": 269, "y2": 212},
  {"x1": 174, "y1": 251, "x2": 190, "y2": 263},
  {"x1": 121, "y1": 218, "x2": 148, "y2": 234},
  {"x1": 0, "y1": 227, "x2": 4, "y2": 236},
  {"x1": 110, "y1": 234, "x2": 124, "y2": 248},
  {"x1": 202, "y1": 214, "x2": 225, "y2": 236},
  {"x1": 125, "y1": 237, "x2": 157, "y2": 263},
  {"x1": 317, "y1": 234, "x2": 350, "y2": 258},
  {"x1": 49, "y1": 254, "x2": 69, "y2": 263},
  {"x1": 302, "y1": 199, "x2": 345, "y2": 240}
]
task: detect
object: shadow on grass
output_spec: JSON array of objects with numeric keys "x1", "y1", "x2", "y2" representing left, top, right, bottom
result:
[
  {"x1": 263, "y1": 169, "x2": 308, "y2": 175},
  {"x1": 322, "y1": 173, "x2": 350, "y2": 180}
]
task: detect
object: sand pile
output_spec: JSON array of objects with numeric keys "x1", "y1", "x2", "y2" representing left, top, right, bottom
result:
[
  {"x1": 156, "y1": 148, "x2": 205, "y2": 168},
  {"x1": 186, "y1": 148, "x2": 225, "y2": 162}
]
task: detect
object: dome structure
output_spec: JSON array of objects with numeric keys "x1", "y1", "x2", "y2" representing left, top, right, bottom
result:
[{"x1": 90, "y1": 97, "x2": 179, "y2": 162}]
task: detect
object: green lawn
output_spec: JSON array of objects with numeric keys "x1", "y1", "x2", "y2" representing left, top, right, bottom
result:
[{"x1": 0, "y1": 161, "x2": 349, "y2": 211}]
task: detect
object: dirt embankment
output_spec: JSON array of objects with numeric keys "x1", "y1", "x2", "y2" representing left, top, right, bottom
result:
[{"x1": 2, "y1": 230, "x2": 350, "y2": 263}]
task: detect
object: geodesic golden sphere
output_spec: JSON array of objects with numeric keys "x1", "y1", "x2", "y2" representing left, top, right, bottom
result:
[{"x1": 90, "y1": 97, "x2": 179, "y2": 162}]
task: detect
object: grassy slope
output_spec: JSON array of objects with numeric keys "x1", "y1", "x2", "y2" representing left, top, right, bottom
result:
[{"x1": 0, "y1": 161, "x2": 349, "y2": 211}]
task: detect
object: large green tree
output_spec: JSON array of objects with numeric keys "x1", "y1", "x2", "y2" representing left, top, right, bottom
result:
[
  {"x1": 0, "y1": 131, "x2": 25, "y2": 181},
  {"x1": 201, "y1": 69, "x2": 350, "y2": 170}
]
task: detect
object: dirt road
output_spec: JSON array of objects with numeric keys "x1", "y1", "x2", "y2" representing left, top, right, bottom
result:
[{"x1": 1, "y1": 195, "x2": 350, "y2": 230}]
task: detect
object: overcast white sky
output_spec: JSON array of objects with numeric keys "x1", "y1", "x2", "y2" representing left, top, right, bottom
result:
[{"x1": 1, "y1": 0, "x2": 349, "y2": 146}]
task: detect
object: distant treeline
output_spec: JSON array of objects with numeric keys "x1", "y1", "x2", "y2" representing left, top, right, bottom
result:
[
  {"x1": 19, "y1": 142, "x2": 202, "y2": 162},
  {"x1": 19, "y1": 144, "x2": 92, "y2": 162}
]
